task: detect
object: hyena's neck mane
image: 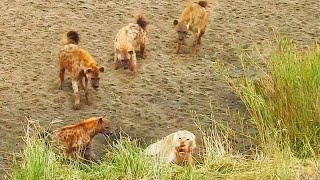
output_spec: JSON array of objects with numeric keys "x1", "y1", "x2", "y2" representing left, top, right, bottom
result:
[
  {"x1": 78, "y1": 49, "x2": 98, "y2": 69},
  {"x1": 71, "y1": 119, "x2": 99, "y2": 137}
]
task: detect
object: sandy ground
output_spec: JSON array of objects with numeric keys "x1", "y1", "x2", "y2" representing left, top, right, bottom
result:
[{"x1": 0, "y1": 0, "x2": 319, "y2": 177}]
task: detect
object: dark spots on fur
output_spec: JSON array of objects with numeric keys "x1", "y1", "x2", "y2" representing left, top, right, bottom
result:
[{"x1": 198, "y1": 1, "x2": 208, "y2": 8}]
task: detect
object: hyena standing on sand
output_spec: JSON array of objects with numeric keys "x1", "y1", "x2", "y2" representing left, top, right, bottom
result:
[
  {"x1": 113, "y1": 14, "x2": 148, "y2": 75},
  {"x1": 51, "y1": 116, "x2": 110, "y2": 161},
  {"x1": 58, "y1": 31, "x2": 104, "y2": 110},
  {"x1": 173, "y1": 1, "x2": 208, "y2": 54}
]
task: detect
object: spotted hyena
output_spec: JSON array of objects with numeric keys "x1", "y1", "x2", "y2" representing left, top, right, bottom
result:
[
  {"x1": 173, "y1": 1, "x2": 208, "y2": 54},
  {"x1": 58, "y1": 31, "x2": 104, "y2": 110},
  {"x1": 113, "y1": 14, "x2": 148, "y2": 75},
  {"x1": 52, "y1": 116, "x2": 110, "y2": 161}
]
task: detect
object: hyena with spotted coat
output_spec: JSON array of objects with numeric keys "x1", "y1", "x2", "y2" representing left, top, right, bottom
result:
[
  {"x1": 52, "y1": 116, "x2": 110, "y2": 161},
  {"x1": 58, "y1": 31, "x2": 104, "y2": 110},
  {"x1": 173, "y1": 1, "x2": 208, "y2": 54},
  {"x1": 113, "y1": 14, "x2": 148, "y2": 74}
]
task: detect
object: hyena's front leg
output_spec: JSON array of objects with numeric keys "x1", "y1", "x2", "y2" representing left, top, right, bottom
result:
[
  {"x1": 84, "y1": 76, "x2": 91, "y2": 105},
  {"x1": 72, "y1": 79, "x2": 81, "y2": 110},
  {"x1": 175, "y1": 40, "x2": 182, "y2": 54},
  {"x1": 79, "y1": 75, "x2": 90, "y2": 105},
  {"x1": 140, "y1": 43, "x2": 146, "y2": 59},
  {"x1": 64, "y1": 146, "x2": 76, "y2": 160},
  {"x1": 112, "y1": 51, "x2": 119, "y2": 70},
  {"x1": 58, "y1": 67, "x2": 65, "y2": 90},
  {"x1": 129, "y1": 55, "x2": 138, "y2": 75}
]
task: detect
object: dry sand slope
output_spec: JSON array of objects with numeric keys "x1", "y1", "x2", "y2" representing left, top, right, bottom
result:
[{"x1": 0, "y1": 0, "x2": 319, "y2": 173}]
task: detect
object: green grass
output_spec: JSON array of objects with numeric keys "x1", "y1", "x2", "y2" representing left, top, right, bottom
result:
[
  {"x1": 8, "y1": 38, "x2": 320, "y2": 179},
  {"x1": 228, "y1": 37, "x2": 320, "y2": 157}
]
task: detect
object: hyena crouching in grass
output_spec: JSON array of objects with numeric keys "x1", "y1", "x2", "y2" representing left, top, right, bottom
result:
[
  {"x1": 58, "y1": 31, "x2": 104, "y2": 110},
  {"x1": 173, "y1": 1, "x2": 208, "y2": 54},
  {"x1": 113, "y1": 14, "x2": 148, "y2": 75},
  {"x1": 52, "y1": 117, "x2": 110, "y2": 161}
]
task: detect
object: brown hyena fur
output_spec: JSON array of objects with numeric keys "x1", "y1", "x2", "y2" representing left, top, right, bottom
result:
[
  {"x1": 113, "y1": 14, "x2": 148, "y2": 75},
  {"x1": 58, "y1": 31, "x2": 104, "y2": 110},
  {"x1": 173, "y1": 1, "x2": 208, "y2": 54},
  {"x1": 52, "y1": 116, "x2": 110, "y2": 161}
]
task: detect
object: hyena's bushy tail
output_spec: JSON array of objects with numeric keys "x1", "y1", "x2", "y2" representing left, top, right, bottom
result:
[
  {"x1": 136, "y1": 14, "x2": 148, "y2": 30},
  {"x1": 64, "y1": 30, "x2": 80, "y2": 45},
  {"x1": 198, "y1": 0, "x2": 208, "y2": 8}
]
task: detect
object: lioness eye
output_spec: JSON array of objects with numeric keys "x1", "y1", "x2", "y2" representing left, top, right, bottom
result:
[
  {"x1": 179, "y1": 137, "x2": 181, "y2": 140},
  {"x1": 177, "y1": 31, "x2": 180, "y2": 33},
  {"x1": 187, "y1": 138, "x2": 189, "y2": 141},
  {"x1": 183, "y1": 31, "x2": 186, "y2": 33}
]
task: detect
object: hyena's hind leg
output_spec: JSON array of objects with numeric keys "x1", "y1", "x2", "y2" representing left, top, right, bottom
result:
[
  {"x1": 192, "y1": 29, "x2": 202, "y2": 54},
  {"x1": 58, "y1": 67, "x2": 65, "y2": 90},
  {"x1": 84, "y1": 144, "x2": 97, "y2": 162},
  {"x1": 71, "y1": 79, "x2": 81, "y2": 110}
]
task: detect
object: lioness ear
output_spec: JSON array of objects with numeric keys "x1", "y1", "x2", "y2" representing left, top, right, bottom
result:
[
  {"x1": 99, "y1": 67, "x2": 104, "y2": 72},
  {"x1": 115, "y1": 49, "x2": 120, "y2": 54},
  {"x1": 173, "y1": 20, "x2": 178, "y2": 26},
  {"x1": 98, "y1": 117, "x2": 103, "y2": 124},
  {"x1": 128, "y1": 50, "x2": 134, "y2": 55}
]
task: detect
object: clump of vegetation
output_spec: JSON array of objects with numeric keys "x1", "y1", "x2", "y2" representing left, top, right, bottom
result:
[
  {"x1": 229, "y1": 37, "x2": 320, "y2": 157},
  {"x1": 8, "y1": 38, "x2": 320, "y2": 179}
]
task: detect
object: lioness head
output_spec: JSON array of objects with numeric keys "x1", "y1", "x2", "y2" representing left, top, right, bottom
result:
[{"x1": 172, "y1": 130, "x2": 196, "y2": 159}]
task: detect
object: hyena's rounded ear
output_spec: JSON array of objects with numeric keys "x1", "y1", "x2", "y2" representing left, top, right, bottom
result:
[
  {"x1": 173, "y1": 20, "x2": 178, "y2": 26},
  {"x1": 86, "y1": 68, "x2": 92, "y2": 73},
  {"x1": 98, "y1": 117, "x2": 103, "y2": 124},
  {"x1": 128, "y1": 51, "x2": 134, "y2": 55},
  {"x1": 99, "y1": 67, "x2": 104, "y2": 73}
]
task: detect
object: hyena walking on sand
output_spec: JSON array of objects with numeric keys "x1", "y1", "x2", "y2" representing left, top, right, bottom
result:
[
  {"x1": 173, "y1": 1, "x2": 208, "y2": 54},
  {"x1": 113, "y1": 14, "x2": 148, "y2": 75},
  {"x1": 58, "y1": 31, "x2": 104, "y2": 110}
]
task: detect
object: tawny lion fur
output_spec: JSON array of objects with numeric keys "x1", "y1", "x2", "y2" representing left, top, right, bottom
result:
[
  {"x1": 52, "y1": 116, "x2": 110, "y2": 161},
  {"x1": 58, "y1": 31, "x2": 104, "y2": 110},
  {"x1": 145, "y1": 130, "x2": 196, "y2": 165},
  {"x1": 113, "y1": 14, "x2": 148, "y2": 75},
  {"x1": 173, "y1": 0, "x2": 208, "y2": 54}
]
